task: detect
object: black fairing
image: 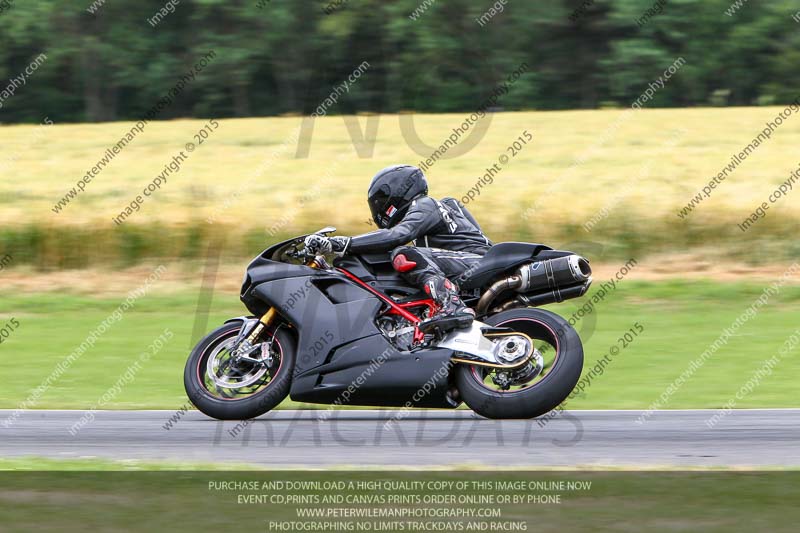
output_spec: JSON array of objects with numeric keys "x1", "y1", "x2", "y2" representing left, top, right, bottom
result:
[
  {"x1": 291, "y1": 336, "x2": 454, "y2": 407},
  {"x1": 334, "y1": 254, "x2": 419, "y2": 297},
  {"x1": 247, "y1": 267, "x2": 454, "y2": 408},
  {"x1": 241, "y1": 257, "x2": 320, "y2": 316}
]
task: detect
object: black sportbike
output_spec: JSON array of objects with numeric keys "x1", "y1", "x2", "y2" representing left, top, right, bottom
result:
[{"x1": 184, "y1": 227, "x2": 592, "y2": 420}]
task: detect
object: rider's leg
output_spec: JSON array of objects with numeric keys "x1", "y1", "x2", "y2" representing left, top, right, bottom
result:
[{"x1": 390, "y1": 246, "x2": 475, "y2": 333}]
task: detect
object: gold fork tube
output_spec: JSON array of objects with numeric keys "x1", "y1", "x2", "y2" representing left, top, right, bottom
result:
[
  {"x1": 259, "y1": 307, "x2": 277, "y2": 326},
  {"x1": 245, "y1": 308, "x2": 277, "y2": 343}
]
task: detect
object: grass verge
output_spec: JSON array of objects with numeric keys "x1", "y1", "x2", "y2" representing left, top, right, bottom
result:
[
  {"x1": 0, "y1": 469, "x2": 798, "y2": 531},
  {"x1": 1, "y1": 278, "x2": 798, "y2": 411}
]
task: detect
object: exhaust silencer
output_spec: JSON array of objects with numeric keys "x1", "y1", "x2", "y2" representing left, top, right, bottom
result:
[
  {"x1": 517, "y1": 254, "x2": 592, "y2": 293},
  {"x1": 475, "y1": 254, "x2": 593, "y2": 314},
  {"x1": 515, "y1": 282, "x2": 591, "y2": 307}
]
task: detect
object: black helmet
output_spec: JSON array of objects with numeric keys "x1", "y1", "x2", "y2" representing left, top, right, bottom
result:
[{"x1": 368, "y1": 165, "x2": 428, "y2": 228}]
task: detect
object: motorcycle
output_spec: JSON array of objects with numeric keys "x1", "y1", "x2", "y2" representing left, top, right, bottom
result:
[{"x1": 184, "y1": 227, "x2": 592, "y2": 420}]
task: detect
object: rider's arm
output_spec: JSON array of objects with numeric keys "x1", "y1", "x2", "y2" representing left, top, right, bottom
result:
[{"x1": 345, "y1": 198, "x2": 442, "y2": 254}]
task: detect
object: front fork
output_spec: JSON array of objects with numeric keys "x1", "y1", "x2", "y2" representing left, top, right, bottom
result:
[
  {"x1": 248, "y1": 307, "x2": 277, "y2": 343},
  {"x1": 229, "y1": 308, "x2": 278, "y2": 363},
  {"x1": 235, "y1": 255, "x2": 323, "y2": 356}
]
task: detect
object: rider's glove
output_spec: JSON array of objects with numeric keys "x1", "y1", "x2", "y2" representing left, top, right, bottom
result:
[
  {"x1": 304, "y1": 235, "x2": 351, "y2": 256},
  {"x1": 304, "y1": 234, "x2": 332, "y2": 255},
  {"x1": 330, "y1": 236, "x2": 351, "y2": 256}
]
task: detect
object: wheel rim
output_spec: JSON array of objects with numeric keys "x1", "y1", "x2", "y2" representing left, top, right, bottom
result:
[
  {"x1": 196, "y1": 327, "x2": 284, "y2": 401},
  {"x1": 469, "y1": 317, "x2": 560, "y2": 395}
]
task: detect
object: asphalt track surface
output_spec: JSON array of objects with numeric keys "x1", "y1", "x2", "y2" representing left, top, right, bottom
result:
[{"x1": 1, "y1": 409, "x2": 798, "y2": 468}]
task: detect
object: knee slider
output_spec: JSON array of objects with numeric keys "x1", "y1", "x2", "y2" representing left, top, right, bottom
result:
[
  {"x1": 391, "y1": 247, "x2": 427, "y2": 272},
  {"x1": 392, "y1": 254, "x2": 418, "y2": 273}
]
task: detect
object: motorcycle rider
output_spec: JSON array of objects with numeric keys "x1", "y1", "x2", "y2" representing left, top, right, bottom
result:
[{"x1": 304, "y1": 164, "x2": 492, "y2": 333}]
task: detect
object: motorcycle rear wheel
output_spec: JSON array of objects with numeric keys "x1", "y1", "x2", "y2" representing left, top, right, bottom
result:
[
  {"x1": 455, "y1": 308, "x2": 583, "y2": 419},
  {"x1": 184, "y1": 321, "x2": 296, "y2": 420}
]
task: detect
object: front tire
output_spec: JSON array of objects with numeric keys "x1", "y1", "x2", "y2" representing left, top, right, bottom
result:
[
  {"x1": 184, "y1": 321, "x2": 296, "y2": 420},
  {"x1": 455, "y1": 308, "x2": 583, "y2": 419}
]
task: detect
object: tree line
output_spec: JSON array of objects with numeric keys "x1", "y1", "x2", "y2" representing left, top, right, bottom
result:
[{"x1": 1, "y1": 0, "x2": 798, "y2": 124}]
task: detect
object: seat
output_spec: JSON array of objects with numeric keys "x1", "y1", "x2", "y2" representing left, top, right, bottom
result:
[
  {"x1": 351, "y1": 242, "x2": 573, "y2": 291},
  {"x1": 458, "y1": 242, "x2": 561, "y2": 290}
]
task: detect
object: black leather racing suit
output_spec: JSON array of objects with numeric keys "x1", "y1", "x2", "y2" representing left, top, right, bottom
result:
[{"x1": 346, "y1": 196, "x2": 492, "y2": 299}]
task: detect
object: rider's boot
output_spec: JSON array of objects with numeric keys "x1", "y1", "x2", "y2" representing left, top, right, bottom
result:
[{"x1": 418, "y1": 277, "x2": 475, "y2": 334}]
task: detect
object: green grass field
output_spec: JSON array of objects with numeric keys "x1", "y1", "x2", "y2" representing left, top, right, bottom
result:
[
  {"x1": 2, "y1": 107, "x2": 800, "y2": 267},
  {"x1": 1, "y1": 470, "x2": 798, "y2": 531},
  {"x1": 2, "y1": 278, "x2": 798, "y2": 412}
]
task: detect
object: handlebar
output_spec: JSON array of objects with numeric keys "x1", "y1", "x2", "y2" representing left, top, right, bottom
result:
[
  {"x1": 282, "y1": 226, "x2": 338, "y2": 266},
  {"x1": 284, "y1": 243, "x2": 329, "y2": 269}
]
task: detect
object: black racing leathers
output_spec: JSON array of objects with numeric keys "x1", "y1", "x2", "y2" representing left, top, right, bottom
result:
[
  {"x1": 348, "y1": 196, "x2": 492, "y2": 256},
  {"x1": 346, "y1": 196, "x2": 491, "y2": 330}
]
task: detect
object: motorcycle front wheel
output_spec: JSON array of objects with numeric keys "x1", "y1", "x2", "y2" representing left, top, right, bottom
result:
[
  {"x1": 184, "y1": 320, "x2": 296, "y2": 420},
  {"x1": 454, "y1": 308, "x2": 583, "y2": 419}
]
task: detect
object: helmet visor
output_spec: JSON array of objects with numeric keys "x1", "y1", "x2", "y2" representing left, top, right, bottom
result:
[{"x1": 369, "y1": 188, "x2": 393, "y2": 228}]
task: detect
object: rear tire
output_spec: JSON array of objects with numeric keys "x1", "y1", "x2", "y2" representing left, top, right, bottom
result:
[
  {"x1": 455, "y1": 308, "x2": 583, "y2": 419},
  {"x1": 184, "y1": 321, "x2": 295, "y2": 420}
]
